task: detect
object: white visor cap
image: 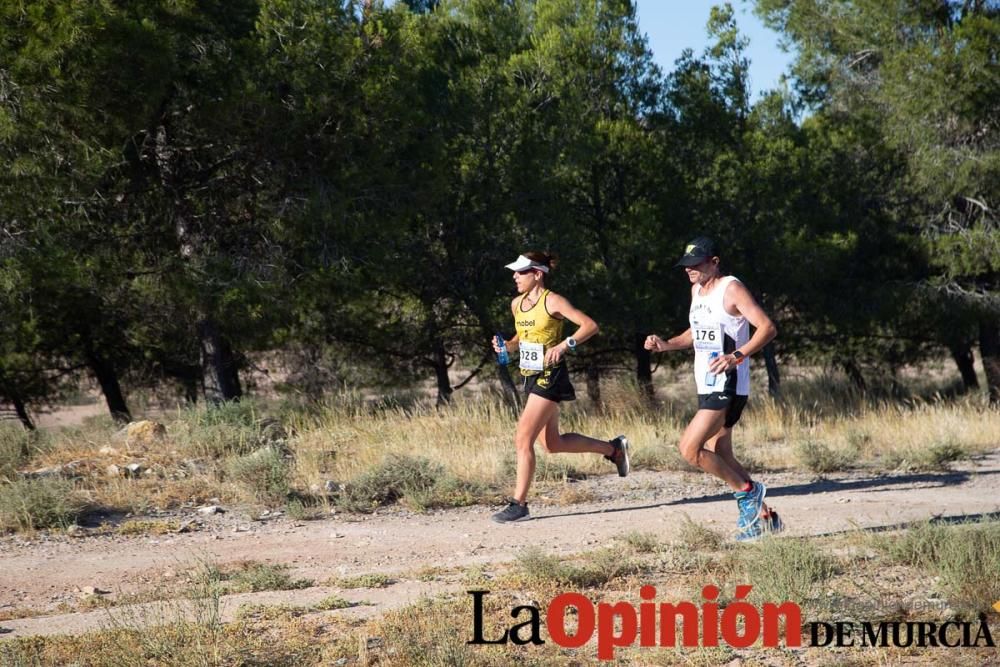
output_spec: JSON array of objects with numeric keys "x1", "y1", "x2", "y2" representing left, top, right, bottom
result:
[{"x1": 504, "y1": 255, "x2": 549, "y2": 273}]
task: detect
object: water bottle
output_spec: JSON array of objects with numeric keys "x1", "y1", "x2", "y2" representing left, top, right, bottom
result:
[
  {"x1": 705, "y1": 351, "x2": 719, "y2": 387},
  {"x1": 495, "y1": 334, "x2": 510, "y2": 366}
]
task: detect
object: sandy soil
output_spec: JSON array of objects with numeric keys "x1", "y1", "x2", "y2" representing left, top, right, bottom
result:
[{"x1": 2, "y1": 449, "x2": 998, "y2": 639}]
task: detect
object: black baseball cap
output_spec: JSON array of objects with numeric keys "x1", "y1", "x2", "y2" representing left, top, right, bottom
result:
[{"x1": 674, "y1": 236, "x2": 719, "y2": 267}]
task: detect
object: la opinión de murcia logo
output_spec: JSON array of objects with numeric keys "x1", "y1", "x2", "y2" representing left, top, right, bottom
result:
[{"x1": 467, "y1": 588, "x2": 998, "y2": 661}]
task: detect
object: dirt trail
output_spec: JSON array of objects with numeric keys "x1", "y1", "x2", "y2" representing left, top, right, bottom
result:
[{"x1": 2, "y1": 450, "x2": 999, "y2": 638}]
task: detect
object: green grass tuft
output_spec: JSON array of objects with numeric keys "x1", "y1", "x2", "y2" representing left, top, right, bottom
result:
[
  {"x1": 332, "y1": 573, "x2": 393, "y2": 589},
  {"x1": 874, "y1": 519, "x2": 1000, "y2": 617},
  {"x1": 617, "y1": 530, "x2": 662, "y2": 553},
  {"x1": 676, "y1": 514, "x2": 725, "y2": 552},
  {"x1": 194, "y1": 561, "x2": 312, "y2": 595},
  {"x1": 225, "y1": 446, "x2": 291, "y2": 504},
  {"x1": 730, "y1": 537, "x2": 836, "y2": 610},
  {"x1": 0, "y1": 477, "x2": 85, "y2": 532},
  {"x1": 337, "y1": 454, "x2": 488, "y2": 513},
  {"x1": 796, "y1": 440, "x2": 855, "y2": 474}
]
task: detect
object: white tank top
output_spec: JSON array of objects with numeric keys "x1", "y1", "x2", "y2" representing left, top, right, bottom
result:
[{"x1": 689, "y1": 276, "x2": 750, "y2": 396}]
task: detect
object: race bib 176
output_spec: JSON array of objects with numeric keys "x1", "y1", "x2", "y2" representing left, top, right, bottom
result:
[{"x1": 692, "y1": 325, "x2": 723, "y2": 353}]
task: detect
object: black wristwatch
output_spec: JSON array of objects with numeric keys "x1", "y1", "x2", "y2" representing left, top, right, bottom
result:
[
  {"x1": 565, "y1": 337, "x2": 578, "y2": 352},
  {"x1": 732, "y1": 350, "x2": 745, "y2": 364}
]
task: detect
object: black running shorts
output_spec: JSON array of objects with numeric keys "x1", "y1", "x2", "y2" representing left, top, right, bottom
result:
[
  {"x1": 697, "y1": 392, "x2": 748, "y2": 427},
  {"x1": 522, "y1": 363, "x2": 576, "y2": 403}
]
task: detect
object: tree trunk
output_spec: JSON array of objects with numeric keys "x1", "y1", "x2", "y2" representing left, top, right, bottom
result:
[
  {"x1": 979, "y1": 316, "x2": 1000, "y2": 406},
  {"x1": 13, "y1": 396, "x2": 34, "y2": 431},
  {"x1": 948, "y1": 342, "x2": 979, "y2": 392},
  {"x1": 762, "y1": 341, "x2": 781, "y2": 396},
  {"x1": 460, "y1": 293, "x2": 520, "y2": 411},
  {"x1": 431, "y1": 338, "x2": 453, "y2": 406},
  {"x1": 496, "y1": 363, "x2": 521, "y2": 412},
  {"x1": 85, "y1": 348, "x2": 132, "y2": 424},
  {"x1": 634, "y1": 333, "x2": 655, "y2": 400},
  {"x1": 4, "y1": 384, "x2": 35, "y2": 431},
  {"x1": 585, "y1": 364, "x2": 602, "y2": 408},
  {"x1": 198, "y1": 318, "x2": 243, "y2": 404},
  {"x1": 842, "y1": 359, "x2": 867, "y2": 393},
  {"x1": 181, "y1": 374, "x2": 199, "y2": 405}
]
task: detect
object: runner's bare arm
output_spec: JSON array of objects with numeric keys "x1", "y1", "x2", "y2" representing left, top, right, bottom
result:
[
  {"x1": 543, "y1": 292, "x2": 598, "y2": 365},
  {"x1": 644, "y1": 329, "x2": 693, "y2": 353},
  {"x1": 710, "y1": 281, "x2": 776, "y2": 372}
]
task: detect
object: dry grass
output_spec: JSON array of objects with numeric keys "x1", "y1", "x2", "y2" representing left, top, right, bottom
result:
[
  {"x1": 743, "y1": 395, "x2": 997, "y2": 472},
  {"x1": 0, "y1": 365, "x2": 997, "y2": 535}
]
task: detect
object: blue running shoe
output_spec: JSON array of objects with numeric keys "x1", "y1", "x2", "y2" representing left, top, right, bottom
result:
[
  {"x1": 734, "y1": 482, "x2": 767, "y2": 530},
  {"x1": 736, "y1": 520, "x2": 764, "y2": 542}
]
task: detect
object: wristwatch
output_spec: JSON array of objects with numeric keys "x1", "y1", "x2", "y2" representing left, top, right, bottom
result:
[
  {"x1": 732, "y1": 350, "x2": 746, "y2": 364},
  {"x1": 565, "y1": 337, "x2": 578, "y2": 352}
]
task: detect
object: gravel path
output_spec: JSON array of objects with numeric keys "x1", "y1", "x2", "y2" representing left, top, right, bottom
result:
[{"x1": 2, "y1": 450, "x2": 998, "y2": 638}]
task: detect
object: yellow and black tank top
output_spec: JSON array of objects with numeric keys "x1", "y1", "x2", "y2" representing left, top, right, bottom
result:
[{"x1": 514, "y1": 289, "x2": 564, "y2": 376}]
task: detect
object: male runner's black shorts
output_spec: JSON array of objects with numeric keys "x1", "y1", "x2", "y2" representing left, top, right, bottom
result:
[
  {"x1": 522, "y1": 363, "x2": 576, "y2": 403},
  {"x1": 697, "y1": 392, "x2": 748, "y2": 427}
]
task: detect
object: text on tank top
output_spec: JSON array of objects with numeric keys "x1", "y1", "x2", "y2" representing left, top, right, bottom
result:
[{"x1": 515, "y1": 289, "x2": 564, "y2": 375}]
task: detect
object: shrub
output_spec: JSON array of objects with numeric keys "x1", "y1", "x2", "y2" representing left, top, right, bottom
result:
[
  {"x1": 337, "y1": 454, "x2": 487, "y2": 513},
  {"x1": 934, "y1": 522, "x2": 1000, "y2": 617},
  {"x1": 732, "y1": 538, "x2": 836, "y2": 609},
  {"x1": 173, "y1": 401, "x2": 289, "y2": 460},
  {"x1": 917, "y1": 441, "x2": 968, "y2": 470},
  {"x1": 225, "y1": 447, "x2": 291, "y2": 504},
  {"x1": 312, "y1": 595, "x2": 354, "y2": 611},
  {"x1": 514, "y1": 546, "x2": 638, "y2": 588},
  {"x1": 195, "y1": 561, "x2": 312, "y2": 595},
  {"x1": 514, "y1": 546, "x2": 574, "y2": 585},
  {"x1": 677, "y1": 514, "x2": 725, "y2": 552},
  {"x1": 617, "y1": 531, "x2": 662, "y2": 553},
  {"x1": 796, "y1": 440, "x2": 854, "y2": 474}
]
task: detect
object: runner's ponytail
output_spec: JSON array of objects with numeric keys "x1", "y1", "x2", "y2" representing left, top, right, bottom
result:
[{"x1": 524, "y1": 250, "x2": 557, "y2": 286}]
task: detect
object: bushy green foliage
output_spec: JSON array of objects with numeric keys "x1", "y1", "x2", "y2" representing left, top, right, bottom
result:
[
  {"x1": 617, "y1": 530, "x2": 662, "y2": 554},
  {"x1": 1, "y1": 0, "x2": 997, "y2": 420}
]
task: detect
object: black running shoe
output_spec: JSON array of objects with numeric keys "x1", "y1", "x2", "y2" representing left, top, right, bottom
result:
[
  {"x1": 605, "y1": 435, "x2": 630, "y2": 477},
  {"x1": 491, "y1": 499, "x2": 530, "y2": 523}
]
